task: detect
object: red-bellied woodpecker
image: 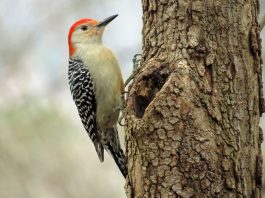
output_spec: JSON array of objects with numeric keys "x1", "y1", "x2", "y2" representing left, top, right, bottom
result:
[{"x1": 67, "y1": 15, "x2": 127, "y2": 177}]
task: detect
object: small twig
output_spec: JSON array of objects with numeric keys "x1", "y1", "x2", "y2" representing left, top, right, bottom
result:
[{"x1": 260, "y1": 13, "x2": 265, "y2": 31}]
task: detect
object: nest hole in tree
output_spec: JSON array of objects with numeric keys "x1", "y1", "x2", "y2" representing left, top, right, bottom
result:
[{"x1": 133, "y1": 69, "x2": 169, "y2": 118}]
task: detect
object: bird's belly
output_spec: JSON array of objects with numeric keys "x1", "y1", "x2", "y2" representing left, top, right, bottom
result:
[
  {"x1": 95, "y1": 78, "x2": 121, "y2": 128},
  {"x1": 81, "y1": 46, "x2": 123, "y2": 128}
]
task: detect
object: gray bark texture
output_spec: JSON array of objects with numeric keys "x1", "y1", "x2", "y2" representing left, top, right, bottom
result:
[{"x1": 125, "y1": 0, "x2": 263, "y2": 197}]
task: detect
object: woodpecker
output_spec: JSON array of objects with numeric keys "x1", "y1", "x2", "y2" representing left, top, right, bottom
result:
[{"x1": 68, "y1": 15, "x2": 127, "y2": 177}]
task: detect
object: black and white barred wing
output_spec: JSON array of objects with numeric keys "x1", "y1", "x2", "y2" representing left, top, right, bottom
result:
[{"x1": 68, "y1": 59, "x2": 104, "y2": 162}]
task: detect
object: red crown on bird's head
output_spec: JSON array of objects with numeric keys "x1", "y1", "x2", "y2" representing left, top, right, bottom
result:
[{"x1": 68, "y1": 18, "x2": 98, "y2": 56}]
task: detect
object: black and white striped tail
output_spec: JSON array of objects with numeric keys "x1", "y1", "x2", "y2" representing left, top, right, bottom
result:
[
  {"x1": 108, "y1": 145, "x2": 127, "y2": 178},
  {"x1": 103, "y1": 127, "x2": 127, "y2": 178}
]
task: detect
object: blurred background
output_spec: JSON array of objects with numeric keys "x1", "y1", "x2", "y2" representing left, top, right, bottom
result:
[
  {"x1": 0, "y1": 0, "x2": 141, "y2": 197},
  {"x1": 0, "y1": 0, "x2": 264, "y2": 197}
]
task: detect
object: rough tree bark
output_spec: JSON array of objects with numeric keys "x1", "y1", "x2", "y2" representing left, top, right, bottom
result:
[{"x1": 125, "y1": 0, "x2": 263, "y2": 197}]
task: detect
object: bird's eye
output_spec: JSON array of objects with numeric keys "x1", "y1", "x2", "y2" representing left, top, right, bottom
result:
[{"x1": 81, "y1": 25, "x2": 88, "y2": 31}]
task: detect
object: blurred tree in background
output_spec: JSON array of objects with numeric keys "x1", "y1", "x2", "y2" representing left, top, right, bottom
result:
[{"x1": 0, "y1": 0, "x2": 264, "y2": 197}]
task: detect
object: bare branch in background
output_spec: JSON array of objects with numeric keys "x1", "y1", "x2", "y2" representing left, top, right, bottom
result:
[{"x1": 260, "y1": 13, "x2": 265, "y2": 31}]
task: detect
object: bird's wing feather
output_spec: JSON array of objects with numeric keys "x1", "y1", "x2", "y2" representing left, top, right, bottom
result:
[{"x1": 68, "y1": 58, "x2": 104, "y2": 162}]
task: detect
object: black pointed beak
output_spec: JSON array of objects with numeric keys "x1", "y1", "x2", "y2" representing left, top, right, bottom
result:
[{"x1": 96, "y1": 14, "x2": 118, "y2": 27}]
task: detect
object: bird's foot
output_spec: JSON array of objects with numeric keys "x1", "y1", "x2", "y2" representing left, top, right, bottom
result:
[
  {"x1": 124, "y1": 54, "x2": 141, "y2": 87},
  {"x1": 119, "y1": 54, "x2": 141, "y2": 126},
  {"x1": 118, "y1": 91, "x2": 128, "y2": 126}
]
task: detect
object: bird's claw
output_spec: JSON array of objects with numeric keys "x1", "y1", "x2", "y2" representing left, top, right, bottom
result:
[
  {"x1": 118, "y1": 92, "x2": 127, "y2": 126},
  {"x1": 119, "y1": 54, "x2": 141, "y2": 126},
  {"x1": 124, "y1": 54, "x2": 141, "y2": 87}
]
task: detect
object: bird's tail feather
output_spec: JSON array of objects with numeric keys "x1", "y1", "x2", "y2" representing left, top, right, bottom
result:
[
  {"x1": 105, "y1": 127, "x2": 127, "y2": 178},
  {"x1": 94, "y1": 141, "x2": 104, "y2": 162},
  {"x1": 107, "y1": 144, "x2": 127, "y2": 178},
  {"x1": 108, "y1": 144, "x2": 127, "y2": 178}
]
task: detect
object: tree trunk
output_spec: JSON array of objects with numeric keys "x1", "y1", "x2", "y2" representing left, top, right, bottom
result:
[{"x1": 125, "y1": 0, "x2": 263, "y2": 197}]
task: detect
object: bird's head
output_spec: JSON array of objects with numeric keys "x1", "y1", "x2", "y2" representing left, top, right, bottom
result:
[{"x1": 68, "y1": 14, "x2": 118, "y2": 57}]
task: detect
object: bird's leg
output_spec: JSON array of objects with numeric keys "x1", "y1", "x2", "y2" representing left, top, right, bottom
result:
[
  {"x1": 118, "y1": 54, "x2": 141, "y2": 126},
  {"x1": 124, "y1": 54, "x2": 141, "y2": 87},
  {"x1": 118, "y1": 92, "x2": 127, "y2": 126}
]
